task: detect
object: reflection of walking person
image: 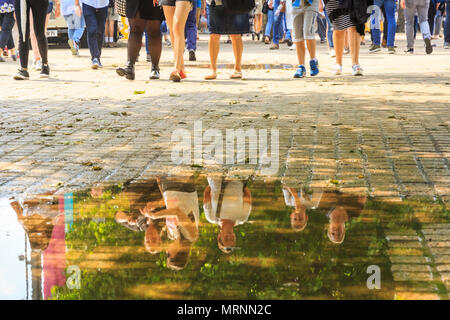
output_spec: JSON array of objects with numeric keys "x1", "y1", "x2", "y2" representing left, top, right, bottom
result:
[
  {"x1": 13, "y1": 0, "x2": 50, "y2": 80},
  {"x1": 203, "y1": 177, "x2": 252, "y2": 253}
]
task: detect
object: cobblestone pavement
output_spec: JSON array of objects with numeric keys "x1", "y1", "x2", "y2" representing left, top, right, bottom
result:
[{"x1": 0, "y1": 34, "x2": 449, "y2": 201}]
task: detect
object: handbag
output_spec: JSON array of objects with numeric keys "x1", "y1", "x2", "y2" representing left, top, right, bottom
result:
[
  {"x1": 262, "y1": 0, "x2": 269, "y2": 13},
  {"x1": 222, "y1": 0, "x2": 256, "y2": 14},
  {"x1": 115, "y1": 0, "x2": 127, "y2": 17}
]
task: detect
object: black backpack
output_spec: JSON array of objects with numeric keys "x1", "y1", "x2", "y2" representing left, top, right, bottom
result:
[{"x1": 222, "y1": 0, "x2": 256, "y2": 14}]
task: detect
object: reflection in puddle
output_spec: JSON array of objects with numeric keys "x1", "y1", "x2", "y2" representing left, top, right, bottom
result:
[{"x1": 0, "y1": 173, "x2": 448, "y2": 300}]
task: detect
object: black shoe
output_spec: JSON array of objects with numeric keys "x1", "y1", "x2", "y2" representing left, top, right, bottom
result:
[
  {"x1": 404, "y1": 48, "x2": 414, "y2": 54},
  {"x1": 40, "y1": 64, "x2": 50, "y2": 78},
  {"x1": 0, "y1": 56, "x2": 5, "y2": 62},
  {"x1": 13, "y1": 69, "x2": 30, "y2": 80},
  {"x1": 424, "y1": 37, "x2": 433, "y2": 54},
  {"x1": 11, "y1": 55, "x2": 17, "y2": 61},
  {"x1": 189, "y1": 50, "x2": 196, "y2": 61},
  {"x1": 149, "y1": 64, "x2": 160, "y2": 79},
  {"x1": 286, "y1": 39, "x2": 293, "y2": 47},
  {"x1": 116, "y1": 62, "x2": 135, "y2": 80}
]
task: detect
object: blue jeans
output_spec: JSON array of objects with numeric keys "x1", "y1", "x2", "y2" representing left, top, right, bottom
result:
[
  {"x1": 265, "y1": 9, "x2": 274, "y2": 37},
  {"x1": 64, "y1": 14, "x2": 85, "y2": 44},
  {"x1": 371, "y1": 0, "x2": 396, "y2": 47},
  {"x1": 272, "y1": 0, "x2": 284, "y2": 44},
  {"x1": 317, "y1": 15, "x2": 326, "y2": 41},
  {"x1": 185, "y1": 0, "x2": 197, "y2": 51},
  {"x1": 324, "y1": 10, "x2": 334, "y2": 48},
  {"x1": 82, "y1": 3, "x2": 108, "y2": 60},
  {"x1": 283, "y1": 13, "x2": 291, "y2": 41},
  {"x1": 445, "y1": 0, "x2": 450, "y2": 43}
]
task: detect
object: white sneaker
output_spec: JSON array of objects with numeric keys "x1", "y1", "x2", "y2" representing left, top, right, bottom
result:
[
  {"x1": 352, "y1": 64, "x2": 364, "y2": 76},
  {"x1": 33, "y1": 60, "x2": 42, "y2": 71},
  {"x1": 329, "y1": 48, "x2": 336, "y2": 58},
  {"x1": 289, "y1": 44, "x2": 295, "y2": 51},
  {"x1": 332, "y1": 64, "x2": 343, "y2": 75}
]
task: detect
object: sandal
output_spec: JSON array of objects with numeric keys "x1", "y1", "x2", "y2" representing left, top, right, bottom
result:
[
  {"x1": 179, "y1": 70, "x2": 187, "y2": 79},
  {"x1": 230, "y1": 71, "x2": 242, "y2": 79},
  {"x1": 204, "y1": 72, "x2": 217, "y2": 80},
  {"x1": 169, "y1": 70, "x2": 181, "y2": 82}
]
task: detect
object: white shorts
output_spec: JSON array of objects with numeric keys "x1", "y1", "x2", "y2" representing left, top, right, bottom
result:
[{"x1": 292, "y1": 9, "x2": 318, "y2": 42}]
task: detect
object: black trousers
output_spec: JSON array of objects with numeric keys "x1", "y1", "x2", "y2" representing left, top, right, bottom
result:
[
  {"x1": 14, "y1": 0, "x2": 49, "y2": 69},
  {"x1": 0, "y1": 12, "x2": 16, "y2": 50}
]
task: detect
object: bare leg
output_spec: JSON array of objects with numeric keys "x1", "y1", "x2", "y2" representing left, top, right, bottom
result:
[
  {"x1": 205, "y1": 33, "x2": 220, "y2": 79},
  {"x1": 348, "y1": 26, "x2": 360, "y2": 66},
  {"x1": 305, "y1": 39, "x2": 316, "y2": 60},
  {"x1": 295, "y1": 41, "x2": 306, "y2": 65},
  {"x1": 333, "y1": 29, "x2": 345, "y2": 66},
  {"x1": 230, "y1": 34, "x2": 243, "y2": 74}
]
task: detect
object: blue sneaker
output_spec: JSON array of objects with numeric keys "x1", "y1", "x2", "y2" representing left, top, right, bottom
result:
[
  {"x1": 293, "y1": 65, "x2": 306, "y2": 78},
  {"x1": 310, "y1": 59, "x2": 319, "y2": 76}
]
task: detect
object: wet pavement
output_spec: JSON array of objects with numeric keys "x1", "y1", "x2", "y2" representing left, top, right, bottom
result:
[{"x1": 0, "y1": 173, "x2": 448, "y2": 300}]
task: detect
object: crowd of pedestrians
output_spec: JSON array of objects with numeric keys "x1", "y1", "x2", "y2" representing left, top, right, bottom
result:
[{"x1": 0, "y1": 0, "x2": 449, "y2": 81}]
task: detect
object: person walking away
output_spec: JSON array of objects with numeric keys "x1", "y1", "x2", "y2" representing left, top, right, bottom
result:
[
  {"x1": 116, "y1": 0, "x2": 165, "y2": 80},
  {"x1": 204, "y1": 0, "x2": 252, "y2": 80},
  {"x1": 60, "y1": 0, "x2": 85, "y2": 56},
  {"x1": 401, "y1": 0, "x2": 433, "y2": 54},
  {"x1": 290, "y1": 0, "x2": 322, "y2": 78},
  {"x1": 0, "y1": 0, "x2": 16, "y2": 62},
  {"x1": 105, "y1": 0, "x2": 118, "y2": 47},
  {"x1": 75, "y1": 0, "x2": 108, "y2": 69},
  {"x1": 159, "y1": 0, "x2": 192, "y2": 82},
  {"x1": 369, "y1": 0, "x2": 397, "y2": 54},
  {"x1": 324, "y1": 0, "x2": 370, "y2": 76},
  {"x1": 13, "y1": 0, "x2": 50, "y2": 80},
  {"x1": 444, "y1": 0, "x2": 449, "y2": 48},
  {"x1": 185, "y1": 0, "x2": 197, "y2": 60}
]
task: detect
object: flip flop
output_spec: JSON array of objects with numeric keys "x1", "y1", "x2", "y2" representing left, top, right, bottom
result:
[
  {"x1": 230, "y1": 71, "x2": 242, "y2": 79},
  {"x1": 204, "y1": 73, "x2": 217, "y2": 80}
]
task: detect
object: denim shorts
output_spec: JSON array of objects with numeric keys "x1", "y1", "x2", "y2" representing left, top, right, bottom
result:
[{"x1": 159, "y1": 0, "x2": 193, "y2": 6}]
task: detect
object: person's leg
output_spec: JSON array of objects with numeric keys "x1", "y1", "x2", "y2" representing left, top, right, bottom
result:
[
  {"x1": 255, "y1": 13, "x2": 262, "y2": 34},
  {"x1": 30, "y1": 0, "x2": 49, "y2": 65},
  {"x1": 0, "y1": 12, "x2": 15, "y2": 53},
  {"x1": 445, "y1": 0, "x2": 450, "y2": 45},
  {"x1": 163, "y1": 5, "x2": 176, "y2": 60},
  {"x1": 317, "y1": 16, "x2": 326, "y2": 41},
  {"x1": 146, "y1": 20, "x2": 163, "y2": 67},
  {"x1": 230, "y1": 34, "x2": 243, "y2": 74},
  {"x1": 127, "y1": 17, "x2": 146, "y2": 65},
  {"x1": 295, "y1": 40, "x2": 306, "y2": 65},
  {"x1": 185, "y1": 1, "x2": 197, "y2": 52},
  {"x1": 29, "y1": 15, "x2": 41, "y2": 63},
  {"x1": 324, "y1": 10, "x2": 334, "y2": 48},
  {"x1": 333, "y1": 29, "x2": 345, "y2": 66},
  {"x1": 417, "y1": 1, "x2": 432, "y2": 40},
  {"x1": 433, "y1": 9, "x2": 442, "y2": 36},
  {"x1": 271, "y1": 0, "x2": 282, "y2": 46},
  {"x1": 72, "y1": 14, "x2": 86, "y2": 44},
  {"x1": 83, "y1": 3, "x2": 99, "y2": 60},
  {"x1": 404, "y1": 2, "x2": 416, "y2": 49},
  {"x1": 265, "y1": 9, "x2": 274, "y2": 38},
  {"x1": 95, "y1": 7, "x2": 108, "y2": 59},
  {"x1": 172, "y1": 1, "x2": 191, "y2": 72},
  {"x1": 14, "y1": 0, "x2": 32, "y2": 70},
  {"x1": 427, "y1": 0, "x2": 436, "y2": 34},
  {"x1": 384, "y1": 0, "x2": 396, "y2": 47},
  {"x1": 206, "y1": 33, "x2": 220, "y2": 78},
  {"x1": 348, "y1": 26, "x2": 360, "y2": 66}
]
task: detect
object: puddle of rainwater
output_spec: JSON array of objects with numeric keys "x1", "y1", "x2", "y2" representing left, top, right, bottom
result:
[{"x1": 0, "y1": 175, "x2": 448, "y2": 300}]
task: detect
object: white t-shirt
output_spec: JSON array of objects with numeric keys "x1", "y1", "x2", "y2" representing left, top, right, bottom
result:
[
  {"x1": 163, "y1": 190, "x2": 199, "y2": 241},
  {"x1": 282, "y1": 188, "x2": 322, "y2": 209},
  {"x1": 204, "y1": 177, "x2": 252, "y2": 226}
]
